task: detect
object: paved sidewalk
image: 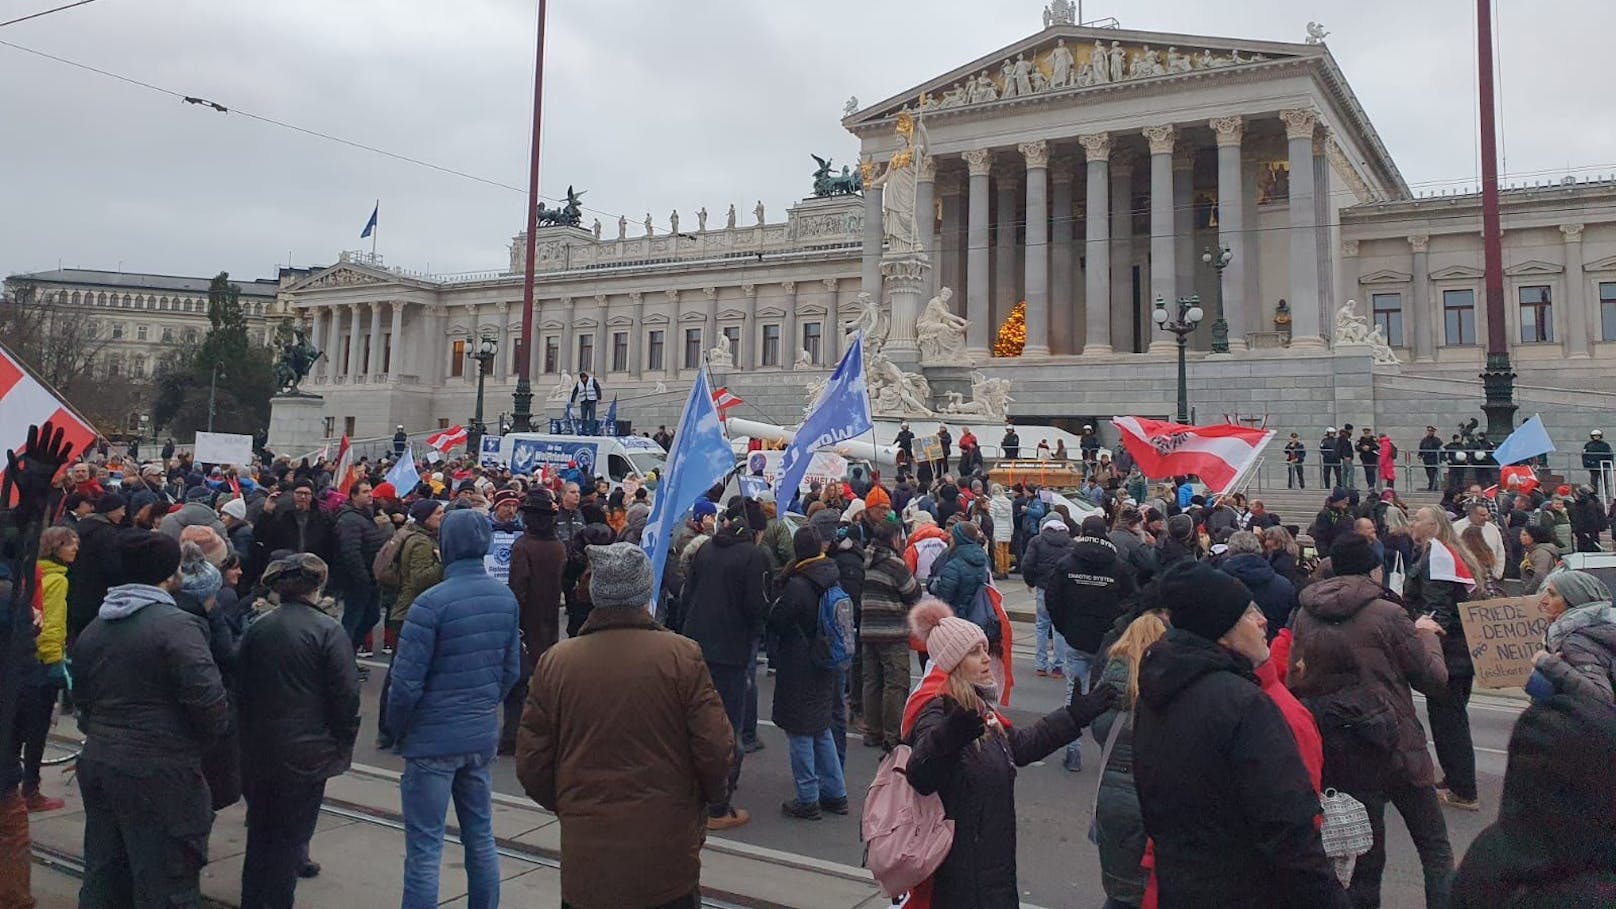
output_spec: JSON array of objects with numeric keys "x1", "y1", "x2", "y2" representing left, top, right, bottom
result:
[{"x1": 27, "y1": 762, "x2": 890, "y2": 909}]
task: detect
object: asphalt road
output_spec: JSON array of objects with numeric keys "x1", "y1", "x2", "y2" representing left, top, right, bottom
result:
[{"x1": 350, "y1": 621, "x2": 1518, "y2": 909}]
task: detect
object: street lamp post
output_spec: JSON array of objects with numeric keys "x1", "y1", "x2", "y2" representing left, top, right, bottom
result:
[
  {"x1": 1202, "y1": 245, "x2": 1233, "y2": 354},
  {"x1": 467, "y1": 333, "x2": 500, "y2": 459},
  {"x1": 1153, "y1": 294, "x2": 1204, "y2": 423},
  {"x1": 207, "y1": 363, "x2": 224, "y2": 432}
]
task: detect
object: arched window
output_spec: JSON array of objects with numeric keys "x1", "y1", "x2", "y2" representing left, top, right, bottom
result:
[{"x1": 71, "y1": 291, "x2": 81, "y2": 305}]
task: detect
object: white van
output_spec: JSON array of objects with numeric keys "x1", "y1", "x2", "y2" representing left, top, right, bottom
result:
[{"x1": 489, "y1": 433, "x2": 667, "y2": 486}]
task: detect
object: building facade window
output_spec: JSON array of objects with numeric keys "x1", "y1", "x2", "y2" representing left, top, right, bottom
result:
[
  {"x1": 802, "y1": 322, "x2": 822, "y2": 364},
  {"x1": 182, "y1": 328, "x2": 198, "y2": 345},
  {"x1": 543, "y1": 336, "x2": 558, "y2": 374},
  {"x1": 161, "y1": 326, "x2": 174, "y2": 344},
  {"x1": 131, "y1": 356, "x2": 146, "y2": 379},
  {"x1": 647, "y1": 330, "x2": 665, "y2": 371},
  {"x1": 611, "y1": 331, "x2": 628, "y2": 372},
  {"x1": 323, "y1": 417, "x2": 336, "y2": 438},
  {"x1": 1601, "y1": 282, "x2": 1616, "y2": 341},
  {"x1": 111, "y1": 324, "x2": 125, "y2": 340},
  {"x1": 1518, "y1": 285, "x2": 1553, "y2": 343},
  {"x1": 1370, "y1": 293, "x2": 1403, "y2": 347},
  {"x1": 761, "y1": 324, "x2": 781, "y2": 367},
  {"x1": 577, "y1": 333, "x2": 594, "y2": 373},
  {"x1": 684, "y1": 328, "x2": 703, "y2": 369},
  {"x1": 1442, "y1": 289, "x2": 1476, "y2": 346},
  {"x1": 450, "y1": 339, "x2": 466, "y2": 378},
  {"x1": 136, "y1": 325, "x2": 148, "y2": 341},
  {"x1": 722, "y1": 326, "x2": 741, "y2": 362},
  {"x1": 344, "y1": 417, "x2": 356, "y2": 438}
]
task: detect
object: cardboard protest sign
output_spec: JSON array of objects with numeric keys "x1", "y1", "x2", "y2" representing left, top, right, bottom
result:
[
  {"x1": 1456, "y1": 595, "x2": 1553, "y2": 689},
  {"x1": 916, "y1": 434, "x2": 943, "y2": 462}
]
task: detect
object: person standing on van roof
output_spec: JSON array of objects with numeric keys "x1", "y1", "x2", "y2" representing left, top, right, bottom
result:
[{"x1": 571, "y1": 372, "x2": 602, "y2": 424}]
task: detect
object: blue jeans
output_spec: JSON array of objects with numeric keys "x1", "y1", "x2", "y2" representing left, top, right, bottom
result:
[
  {"x1": 787, "y1": 730, "x2": 847, "y2": 807},
  {"x1": 1034, "y1": 588, "x2": 1068, "y2": 672},
  {"x1": 401, "y1": 753, "x2": 499, "y2": 909},
  {"x1": 1063, "y1": 648, "x2": 1093, "y2": 765}
]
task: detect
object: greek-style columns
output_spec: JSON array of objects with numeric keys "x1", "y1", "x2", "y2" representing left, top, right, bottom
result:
[
  {"x1": 345, "y1": 303, "x2": 363, "y2": 381},
  {"x1": 628, "y1": 291, "x2": 644, "y2": 379},
  {"x1": 1282, "y1": 107, "x2": 1325, "y2": 347},
  {"x1": 323, "y1": 306, "x2": 341, "y2": 382},
  {"x1": 861, "y1": 164, "x2": 883, "y2": 301},
  {"x1": 822, "y1": 277, "x2": 842, "y2": 364},
  {"x1": 1078, "y1": 132, "x2": 1112, "y2": 354},
  {"x1": 387, "y1": 301, "x2": 404, "y2": 380},
  {"x1": 1211, "y1": 116, "x2": 1248, "y2": 350},
  {"x1": 741, "y1": 283, "x2": 758, "y2": 369},
  {"x1": 366, "y1": 303, "x2": 383, "y2": 379},
  {"x1": 1049, "y1": 161, "x2": 1076, "y2": 355},
  {"x1": 964, "y1": 149, "x2": 993, "y2": 356},
  {"x1": 994, "y1": 166, "x2": 1019, "y2": 331},
  {"x1": 938, "y1": 173, "x2": 964, "y2": 311},
  {"x1": 1406, "y1": 236, "x2": 1433, "y2": 361},
  {"x1": 1143, "y1": 124, "x2": 1177, "y2": 354},
  {"x1": 1020, "y1": 140, "x2": 1051, "y2": 356},
  {"x1": 915, "y1": 155, "x2": 937, "y2": 298},
  {"x1": 1108, "y1": 154, "x2": 1135, "y2": 353},
  {"x1": 1562, "y1": 224, "x2": 1590, "y2": 357},
  {"x1": 559, "y1": 297, "x2": 576, "y2": 372},
  {"x1": 782, "y1": 281, "x2": 798, "y2": 370}
]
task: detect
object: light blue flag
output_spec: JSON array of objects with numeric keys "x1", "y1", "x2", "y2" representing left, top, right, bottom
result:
[
  {"x1": 775, "y1": 333, "x2": 871, "y2": 504},
  {"x1": 642, "y1": 367, "x2": 735, "y2": 609},
  {"x1": 603, "y1": 395, "x2": 618, "y2": 435},
  {"x1": 1492, "y1": 413, "x2": 1556, "y2": 465},
  {"x1": 385, "y1": 443, "x2": 421, "y2": 493}
]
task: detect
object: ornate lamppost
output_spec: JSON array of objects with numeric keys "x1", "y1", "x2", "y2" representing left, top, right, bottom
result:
[
  {"x1": 1153, "y1": 294, "x2": 1204, "y2": 423},
  {"x1": 467, "y1": 333, "x2": 499, "y2": 458},
  {"x1": 1202, "y1": 244, "x2": 1233, "y2": 354}
]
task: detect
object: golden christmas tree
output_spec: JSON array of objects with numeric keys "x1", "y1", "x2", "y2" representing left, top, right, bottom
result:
[{"x1": 993, "y1": 301, "x2": 1026, "y2": 357}]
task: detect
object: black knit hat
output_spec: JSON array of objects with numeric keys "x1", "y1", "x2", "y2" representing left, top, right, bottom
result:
[
  {"x1": 122, "y1": 532, "x2": 182, "y2": 587},
  {"x1": 1159, "y1": 561, "x2": 1253, "y2": 642},
  {"x1": 1329, "y1": 535, "x2": 1380, "y2": 577},
  {"x1": 93, "y1": 492, "x2": 127, "y2": 514}
]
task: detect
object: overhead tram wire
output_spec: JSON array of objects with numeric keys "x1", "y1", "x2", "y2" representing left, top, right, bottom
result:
[
  {"x1": 0, "y1": 0, "x2": 101, "y2": 29},
  {"x1": 0, "y1": 36, "x2": 639, "y2": 226}
]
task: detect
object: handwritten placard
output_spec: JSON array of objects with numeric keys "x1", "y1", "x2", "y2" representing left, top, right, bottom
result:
[{"x1": 1456, "y1": 595, "x2": 1553, "y2": 689}]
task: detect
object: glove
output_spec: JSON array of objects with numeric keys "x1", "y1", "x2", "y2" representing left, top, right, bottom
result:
[
  {"x1": 1067, "y1": 683, "x2": 1119, "y2": 728},
  {"x1": 938, "y1": 696, "x2": 986, "y2": 750},
  {"x1": 45, "y1": 662, "x2": 68, "y2": 684},
  {"x1": 3, "y1": 421, "x2": 74, "y2": 523}
]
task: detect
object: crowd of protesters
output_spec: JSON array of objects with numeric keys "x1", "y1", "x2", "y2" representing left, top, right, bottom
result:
[{"x1": 1, "y1": 417, "x2": 1613, "y2": 909}]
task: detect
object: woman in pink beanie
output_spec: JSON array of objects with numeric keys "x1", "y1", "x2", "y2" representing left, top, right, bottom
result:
[{"x1": 898, "y1": 598, "x2": 1117, "y2": 908}]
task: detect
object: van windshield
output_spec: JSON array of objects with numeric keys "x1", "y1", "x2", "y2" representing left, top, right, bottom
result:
[{"x1": 627, "y1": 452, "x2": 666, "y2": 478}]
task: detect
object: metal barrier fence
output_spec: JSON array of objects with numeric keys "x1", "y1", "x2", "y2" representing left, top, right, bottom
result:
[{"x1": 1244, "y1": 449, "x2": 1615, "y2": 499}]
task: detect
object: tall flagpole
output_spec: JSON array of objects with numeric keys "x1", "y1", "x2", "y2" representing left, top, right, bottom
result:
[
  {"x1": 370, "y1": 199, "x2": 378, "y2": 259},
  {"x1": 1476, "y1": 0, "x2": 1516, "y2": 438},
  {"x1": 512, "y1": 0, "x2": 548, "y2": 433}
]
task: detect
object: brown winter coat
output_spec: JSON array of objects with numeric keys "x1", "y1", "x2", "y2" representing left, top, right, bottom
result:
[
  {"x1": 515, "y1": 606, "x2": 734, "y2": 909},
  {"x1": 1289, "y1": 574, "x2": 1449, "y2": 786},
  {"x1": 507, "y1": 532, "x2": 566, "y2": 656}
]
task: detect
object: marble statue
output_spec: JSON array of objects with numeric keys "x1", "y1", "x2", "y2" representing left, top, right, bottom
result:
[
  {"x1": 1029, "y1": 67, "x2": 1049, "y2": 93},
  {"x1": 916, "y1": 287, "x2": 971, "y2": 365},
  {"x1": 1043, "y1": 0, "x2": 1074, "y2": 28},
  {"x1": 591, "y1": 219, "x2": 602, "y2": 240},
  {"x1": 1091, "y1": 40, "x2": 1111, "y2": 83},
  {"x1": 1049, "y1": 38, "x2": 1075, "y2": 88},
  {"x1": 653, "y1": 380, "x2": 668, "y2": 394},
  {"x1": 968, "y1": 70, "x2": 999, "y2": 103},
  {"x1": 669, "y1": 210, "x2": 679, "y2": 236},
  {"x1": 868, "y1": 113, "x2": 922, "y2": 253},
  {"x1": 697, "y1": 207, "x2": 708, "y2": 231},
  {"x1": 843, "y1": 95, "x2": 859, "y2": 117},
  {"x1": 1000, "y1": 59, "x2": 1020, "y2": 98},
  {"x1": 754, "y1": 200, "x2": 765, "y2": 225},
  {"x1": 1011, "y1": 54, "x2": 1035, "y2": 97},
  {"x1": 864, "y1": 350, "x2": 934, "y2": 417},
  {"x1": 942, "y1": 375, "x2": 1013, "y2": 420},
  {"x1": 726, "y1": 204, "x2": 737, "y2": 229},
  {"x1": 1306, "y1": 22, "x2": 1330, "y2": 44},
  {"x1": 707, "y1": 331, "x2": 733, "y2": 368},
  {"x1": 1130, "y1": 48, "x2": 1165, "y2": 79},
  {"x1": 1108, "y1": 41, "x2": 1127, "y2": 85},
  {"x1": 1334, "y1": 299, "x2": 1372, "y2": 345},
  {"x1": 794, "y1": 346, "x2": 813, "y2": 368},
  {"x1": 618, "y1": 215, "x2": 627, "y2": 240},
  {"x1": 1366, "y1": 324, "x2": 1400, "y2": 365},
  {"x1": 845, "y1": 292, "x2": 889, "y2": 353},
  {"x1": 547, "y1": 369, "x2": 573, "y2": 402},
  {"x1": 1166, "y1": 46, "x2": 1193, "y2": 74},
  {"x1": 643, "y1": 214, "x2": 654, "y2": 236}
]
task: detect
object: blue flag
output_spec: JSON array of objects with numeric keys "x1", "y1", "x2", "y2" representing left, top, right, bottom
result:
[
  {"x1": 775, "y1": 333, "x2": 871, "y2": 503},
  {"x1": 603, "y1": 395, "x2": 618, "y2": 434},
  {"x1": 385, "y1": 443, "x2": 421, "y2": 493},
  {"x1": 642, "y1": 367, "x2": 734, "y2": 610},
  {"x1": 360, "y1": 203, "x2": 378, "y2": 239},
  {"x1": 1492, "y1": 413, "x2": 1556, "y2": 465}
]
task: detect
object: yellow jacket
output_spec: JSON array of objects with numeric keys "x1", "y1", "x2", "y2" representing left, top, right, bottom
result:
[{"x1": 37, "y1": 558, "x2": 69, "y2": 665}]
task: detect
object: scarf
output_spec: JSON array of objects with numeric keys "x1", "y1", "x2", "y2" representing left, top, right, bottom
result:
[{"x1": 1545, "y1": 601, "x2": 1616, "y2": 652}]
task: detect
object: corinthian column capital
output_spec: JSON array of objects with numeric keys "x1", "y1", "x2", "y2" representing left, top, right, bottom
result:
[
  {"x1": 1018, "y1": 140, "x2": 1049, "y2": 169},
  {"x1": 963, "y1": 148, "x2": 994, "y2": 176},
  {"x1": 1077, "y1": 132, "x2": 1112, "y2": 163},
  {"x1": 1279, "y1": 107, "x2": 1320, "y2": 141},
  {"x1": 1142, "y1": 124, "x2": 1176, "y2": 156},
  {"x1": 1209, "y1": 115, "x2": 1245, "y2": 147}
]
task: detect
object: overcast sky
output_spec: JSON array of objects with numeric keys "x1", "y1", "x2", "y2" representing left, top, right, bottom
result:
[{"x1": 3, "y1": 0, "x2": 1611, "y2": 283}]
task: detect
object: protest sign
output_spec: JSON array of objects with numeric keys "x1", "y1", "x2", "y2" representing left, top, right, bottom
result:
[
  {"x1": 193, "y1": 431, "x2": 254, "y2": 466},
  {"x1": 915, "y1": 434, "x2": 942, "y2": 463},
  {"x1": 1456, "y1": 595, "x2": 1554, "y2": 689},
  {"x1": 485, "y1": 530, "x2": 518, "y2": 583}
]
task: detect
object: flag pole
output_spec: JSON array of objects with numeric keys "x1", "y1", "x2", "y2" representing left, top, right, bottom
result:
[{"x1": 371, "y1": 199, "x2": 378, "y2": 259}]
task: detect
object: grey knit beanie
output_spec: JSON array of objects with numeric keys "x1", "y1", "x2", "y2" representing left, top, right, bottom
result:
[
  {"x1": 1546, "y1": 569, "x2": 1612, "y2": 609},
  {"x1": 586, "y1": 542, "x2": 654, "y2": 608},
  {"x1": 178, "y1": 541, "x2": 223, "y2": 603}
]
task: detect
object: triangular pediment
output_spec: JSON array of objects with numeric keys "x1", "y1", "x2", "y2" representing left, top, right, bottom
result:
[
  {"x1": 845, "y1": 24, "x2": 1315, "y2": 128},
  {"x1": 284, "y1": 260, "x2": 432, "y2": 293},
  {"x1": 678, "y1": 310, "x2": 708, "y2": 323},
  {"x1": 1431, "y1": 265, "x2": 1484, "y2": 281},
  {"x1": 719, "y1": 308, "x2": 748, "y2": 321},
  {"x1": 1586, "y1": 255, "x2": 1616, "y2": 272},
  {"x1": 1359, "y1": 269, "x2": 1412, "y2": 285},
  {"x1": 1504, "y1": 259, "x2": 1563, "y2": 277},
  {"x1": 756, "y1": 306, "x2": 787, "y2": 319},
  {"x1": 642, "y1": 313, "x2": 670, "y2": 326},
  {"x1": 606, "y1": 314, "x2": 635, "y2": 327}
]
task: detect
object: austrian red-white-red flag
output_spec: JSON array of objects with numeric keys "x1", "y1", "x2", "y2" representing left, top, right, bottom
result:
[
  {"x1": 0, "y1": 341, "x2": 98, "y2": 481},
  {"x1": 1427, "y1": 540, "x2": 1477, "y2": 591},
  {"x1": 426, "y1": 425, "x2": 468, "y2": 452},
  {"x1": 1110, "y1": 416, "x2": 1276, "y2": 495},
  {"x1": 331, "y1": 436, "x2": 361, "y2": 494},
  {"x1": 711, "y1": 387, "x2": 744, "y2": 416}
]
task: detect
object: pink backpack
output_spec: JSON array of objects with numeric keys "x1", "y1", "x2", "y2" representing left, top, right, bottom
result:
[{"x1": 860, "y1": 743, "x2": 955, "y2": 897}]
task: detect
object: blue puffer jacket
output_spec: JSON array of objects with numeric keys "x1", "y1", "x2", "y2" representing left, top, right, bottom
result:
[{"x1": 385, "y1": 510, "x2": 522, "y2": 759}]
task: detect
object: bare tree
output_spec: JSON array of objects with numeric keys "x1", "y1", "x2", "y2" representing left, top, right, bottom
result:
[{"x1": 0, "y1": 281, "x2": 118, "y2": 392}]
